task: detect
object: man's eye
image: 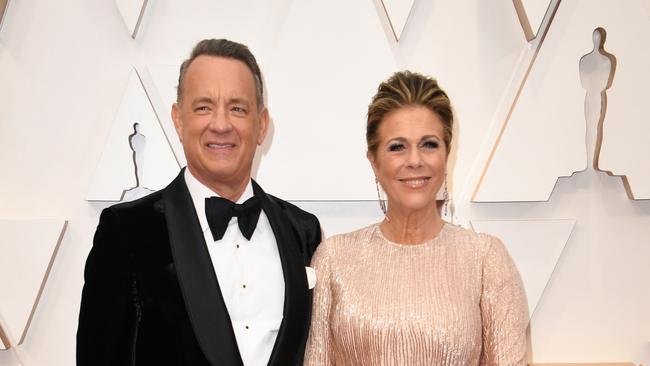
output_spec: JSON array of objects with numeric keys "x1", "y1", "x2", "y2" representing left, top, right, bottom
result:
[
  {"x1": 195, "y1": 106, "x2": 210, "y2": 113},
  {"x1": 422, "y1": 141, "x2": 439, "y2": 149},
  {"x1": 231, "y1": 106, "x2": 246, "y2": 113},
  {"x1": 388, "y1": 143, "x2": 405, "y2": 152}
]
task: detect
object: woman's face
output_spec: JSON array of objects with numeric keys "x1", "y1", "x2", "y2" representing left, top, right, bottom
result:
[{"x1": 369, "y1": 105, "x2": 447, "y2": 215}]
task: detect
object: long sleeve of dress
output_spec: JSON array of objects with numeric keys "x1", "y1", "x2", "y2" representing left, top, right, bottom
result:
[
  {"x1": 304, "y1": 240, "x2": 334, "y2": 365},
  {"x1": 479, "y1": 236, "x2": 529, "y2": 366}
]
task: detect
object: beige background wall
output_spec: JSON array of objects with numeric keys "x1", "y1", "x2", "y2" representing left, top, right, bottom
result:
[{"x1": 0, "y1": 0, "x2": 648, "y2": 364}]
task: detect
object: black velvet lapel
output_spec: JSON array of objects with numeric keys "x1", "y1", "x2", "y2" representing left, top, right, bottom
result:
[
  {"x1": 253, "y1": 180, "x2": 311, "y2": 366},
  {"x1": 163, "y1": 171, "x2": 243, "y2": 366}
]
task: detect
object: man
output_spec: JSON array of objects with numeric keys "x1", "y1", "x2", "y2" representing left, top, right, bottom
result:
[{"x1": 77, "y1": 39, "x2": 321, "y2": 366}]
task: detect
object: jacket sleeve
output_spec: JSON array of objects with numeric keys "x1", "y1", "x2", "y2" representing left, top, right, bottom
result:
[
  {"x1": 77, "y1": 208, "x2": 139, "y2": 365},
  {"x1": 277, "y1": 199, "x2": 323, "y2": 262},
  {"x1": 300, "y1": 213, "x2": 322, "y2": 261}
]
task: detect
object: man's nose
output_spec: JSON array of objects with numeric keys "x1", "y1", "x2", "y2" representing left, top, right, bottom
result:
[{"x1": 209, "y1": 108, "x2": 234, "y2": 133}]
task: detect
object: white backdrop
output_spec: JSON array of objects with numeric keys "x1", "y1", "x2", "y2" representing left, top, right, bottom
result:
[{"x1": 0, "y1": 0, "x2": 649, "y2": 365}]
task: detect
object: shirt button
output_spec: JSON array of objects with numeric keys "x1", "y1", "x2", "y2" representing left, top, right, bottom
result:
[
  {"x1": 242, "y1": 284, "x2": 247, "y2": 288},
  {"x1": 236, "y1": 244, "x2": 240, "y2": 248},
  {"x1": 245, "y1": 325, "x2": 250, "y2": 330}
]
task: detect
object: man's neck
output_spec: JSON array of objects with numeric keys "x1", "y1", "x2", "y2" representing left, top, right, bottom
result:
[{"x1": 186, "y1": 167, "x2": 250, "y2": 202}]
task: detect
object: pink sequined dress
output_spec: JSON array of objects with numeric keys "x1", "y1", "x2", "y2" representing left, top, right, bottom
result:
[{"x1": 304, "y1": 223, "x2": 528, "y2": 366}]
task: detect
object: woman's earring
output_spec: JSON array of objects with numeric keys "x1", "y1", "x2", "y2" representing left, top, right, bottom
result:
[
  {"x1": 442, "y1": 173, "x2": 454, "y2": 223},
  {"x1": 375, "y1": 177, "x2": 389, "y2": 221},
  {"x1": 442, "y1": 174, "x2": 449, "y2": 217}
]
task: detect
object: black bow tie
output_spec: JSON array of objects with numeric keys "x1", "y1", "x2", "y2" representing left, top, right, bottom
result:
[{"x1": 205, "y1": 196, "x2": 262, "y2": 241}]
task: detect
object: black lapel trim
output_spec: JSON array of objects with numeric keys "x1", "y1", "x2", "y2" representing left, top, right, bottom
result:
[
  {"x1": 252, "y1": 180, "x2": 310, "y2": 366},
  {"x1": 163, "y1": 170, "x2": 243, "y2": 366}
]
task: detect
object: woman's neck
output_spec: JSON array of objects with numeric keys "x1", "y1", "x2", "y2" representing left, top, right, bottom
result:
[{"x1": 380, "y1": 203, "x2": 444, "y2": 245}]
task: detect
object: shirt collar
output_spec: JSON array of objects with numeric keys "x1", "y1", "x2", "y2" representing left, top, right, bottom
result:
[{"x1": 184, "y1": 168, "x2": 256, "y2": 234}]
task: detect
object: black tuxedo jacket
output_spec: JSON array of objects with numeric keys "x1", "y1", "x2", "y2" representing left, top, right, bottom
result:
[{"x1": 77, "y1": 171, "x2": 321, "y2": 365}]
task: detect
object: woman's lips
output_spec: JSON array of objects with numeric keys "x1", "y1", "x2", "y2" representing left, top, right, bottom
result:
[{"x1": 399, "y1": 177, "x2": 431, "y2": 189}]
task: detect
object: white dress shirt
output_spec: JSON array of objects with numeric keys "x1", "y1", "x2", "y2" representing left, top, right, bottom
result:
[{"x1": 184, "y1": 169, "x2": 285, "y2": 366}]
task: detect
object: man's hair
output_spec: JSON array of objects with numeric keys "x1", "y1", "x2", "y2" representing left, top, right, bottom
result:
[
  {"x1": 176, "y1": 39, "x2": 264, "y2": 109},
  {"x1": 366, "y1": 70, "x2": 453, "y2": 155}
]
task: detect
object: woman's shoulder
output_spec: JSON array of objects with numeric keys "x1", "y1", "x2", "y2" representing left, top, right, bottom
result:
[
  {"x1": 328, "y1": 223, "x2": 379, "y2": 244},
  {"x1": 443, "y1": 222, "x2": 503, "y2": 253},
  {"x1": 442, "y1": 223, "x2": 515, "y2": 276},
  {"x1": 312, "y1": 223, "x2": 378, "y2": 261}
]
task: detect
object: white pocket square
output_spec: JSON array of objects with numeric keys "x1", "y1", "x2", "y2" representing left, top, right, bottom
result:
[{"x1": 305, "y1": 266, "x2": 317, "y2": 289}]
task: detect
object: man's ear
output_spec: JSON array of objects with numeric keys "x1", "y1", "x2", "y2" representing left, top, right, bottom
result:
[
  {"x1": 257, "y1": 107, "x2": 270, "y2": 145},
  {"x1": 172, "y1": 103, "x2": 183, "y2": 142}
]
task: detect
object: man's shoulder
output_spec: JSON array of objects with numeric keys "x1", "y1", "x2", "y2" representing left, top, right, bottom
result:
[
  {"x1": 102, "y1": 189, "x2": 165, "y2": 225},
  {"x1": 109, "y1": 189, "x2": 164, "y2": 211},
  {"x1": 93, "y1": 189, "x2": 169, "y2": 254},
  {"x1": 265, "y1": 194, "x2": 322, "y2": 259},
  {"x1": 106, "y1": 169, "x2": 185, "y2": 215},
  {"x1": 266, "y1": 194, "x2": 319, "y2": 226}
]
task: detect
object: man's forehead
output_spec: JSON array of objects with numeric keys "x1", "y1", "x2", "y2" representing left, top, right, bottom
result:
[
  {"x1": 183, "y1": 56, "x2": 256, "y2": 92},
  {"x1": 186, "y1": 55, "x2": 254, "y2": 79}
]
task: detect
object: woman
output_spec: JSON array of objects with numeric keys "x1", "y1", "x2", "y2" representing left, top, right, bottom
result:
[{"x1": 304, "y1": 71, "x2": 528, "y2": 365}]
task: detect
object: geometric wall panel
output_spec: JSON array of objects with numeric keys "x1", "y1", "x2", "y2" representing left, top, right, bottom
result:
[
  {"x1": 139, "y1": 65, "x2": 186, "y2": 166},
  {"x1": 0, "y1": 220, "x2": 67, "y2": 348},
  {"x1": 0, "y1": 0, "x2": 10, "y2": 32},
  {"x1": 0, "y1": 325, "x2": 7, "y2": 350},
  {"x1": 474, "y1": 1, "x2": 585, "y2": 202},
  {"x1": 379, "y1": 0, "x2": 415, "y2": 41},
  {"x1": 258, "y1": 0, "x2": 398, "y2": 200},
  {"x1": 115, "y1": 0, "x2": 148, "y2": 38},
  {"x1": 86, "y1": 69, "x2": 180, "y2": 202},
  {"x1": 474, "y1": 0, "x2": 650, "y2": 202},
  {"x1": 596, "y1": 13, "x2": 650, "y2": 199},
  {"x1": 512, "y1": 0, "x2": 556, "y2": 41},
  {"x1": 470, "y1": 219, "x2": 575, "y2": 317}
]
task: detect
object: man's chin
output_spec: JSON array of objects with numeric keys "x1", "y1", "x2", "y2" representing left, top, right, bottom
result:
[{"x1": 207, "y1": 168, "x2": 251, "y2": 185}]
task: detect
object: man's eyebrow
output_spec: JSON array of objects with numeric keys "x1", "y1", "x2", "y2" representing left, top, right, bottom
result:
[
  {"x1": 227, "y1": 97, "x2": 251, "y2": 105},
  {"x1": 191, "y1": 96, "x2": 214, "y2": 105},
  {"x1": 189, "y1": 96, "x2": 252, "y2": 107}
]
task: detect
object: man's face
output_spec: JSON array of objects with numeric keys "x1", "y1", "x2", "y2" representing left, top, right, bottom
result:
[{"x1": 172, "y1": 56, "x2": 268, "y2": 192}]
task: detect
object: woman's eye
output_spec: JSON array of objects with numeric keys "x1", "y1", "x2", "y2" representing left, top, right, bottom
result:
[
  {"x1": 422, "y1": 140, "x2": 439, "y2": 149},
  {"x1": 388, "y1": 143, "x2": 405, "y2": 152}
]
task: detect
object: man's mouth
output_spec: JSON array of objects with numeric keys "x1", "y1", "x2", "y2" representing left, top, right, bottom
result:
[{"x1": 207, "y1": 143, "x2": 236, "y2": 149}]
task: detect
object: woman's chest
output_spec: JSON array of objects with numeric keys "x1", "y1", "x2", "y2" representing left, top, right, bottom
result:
[{"x1": 328, "y1": 246, "x2": 484, "y2": 364}]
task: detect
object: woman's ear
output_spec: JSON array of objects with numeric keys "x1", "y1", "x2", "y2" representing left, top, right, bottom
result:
[{"x1": 367, "y1": 150, "x2": 378, "y2": 176}]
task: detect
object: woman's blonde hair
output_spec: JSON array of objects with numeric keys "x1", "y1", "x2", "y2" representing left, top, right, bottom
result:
[{"x1": 366, "y1": 71, "x2": 453, "y2": 155}]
